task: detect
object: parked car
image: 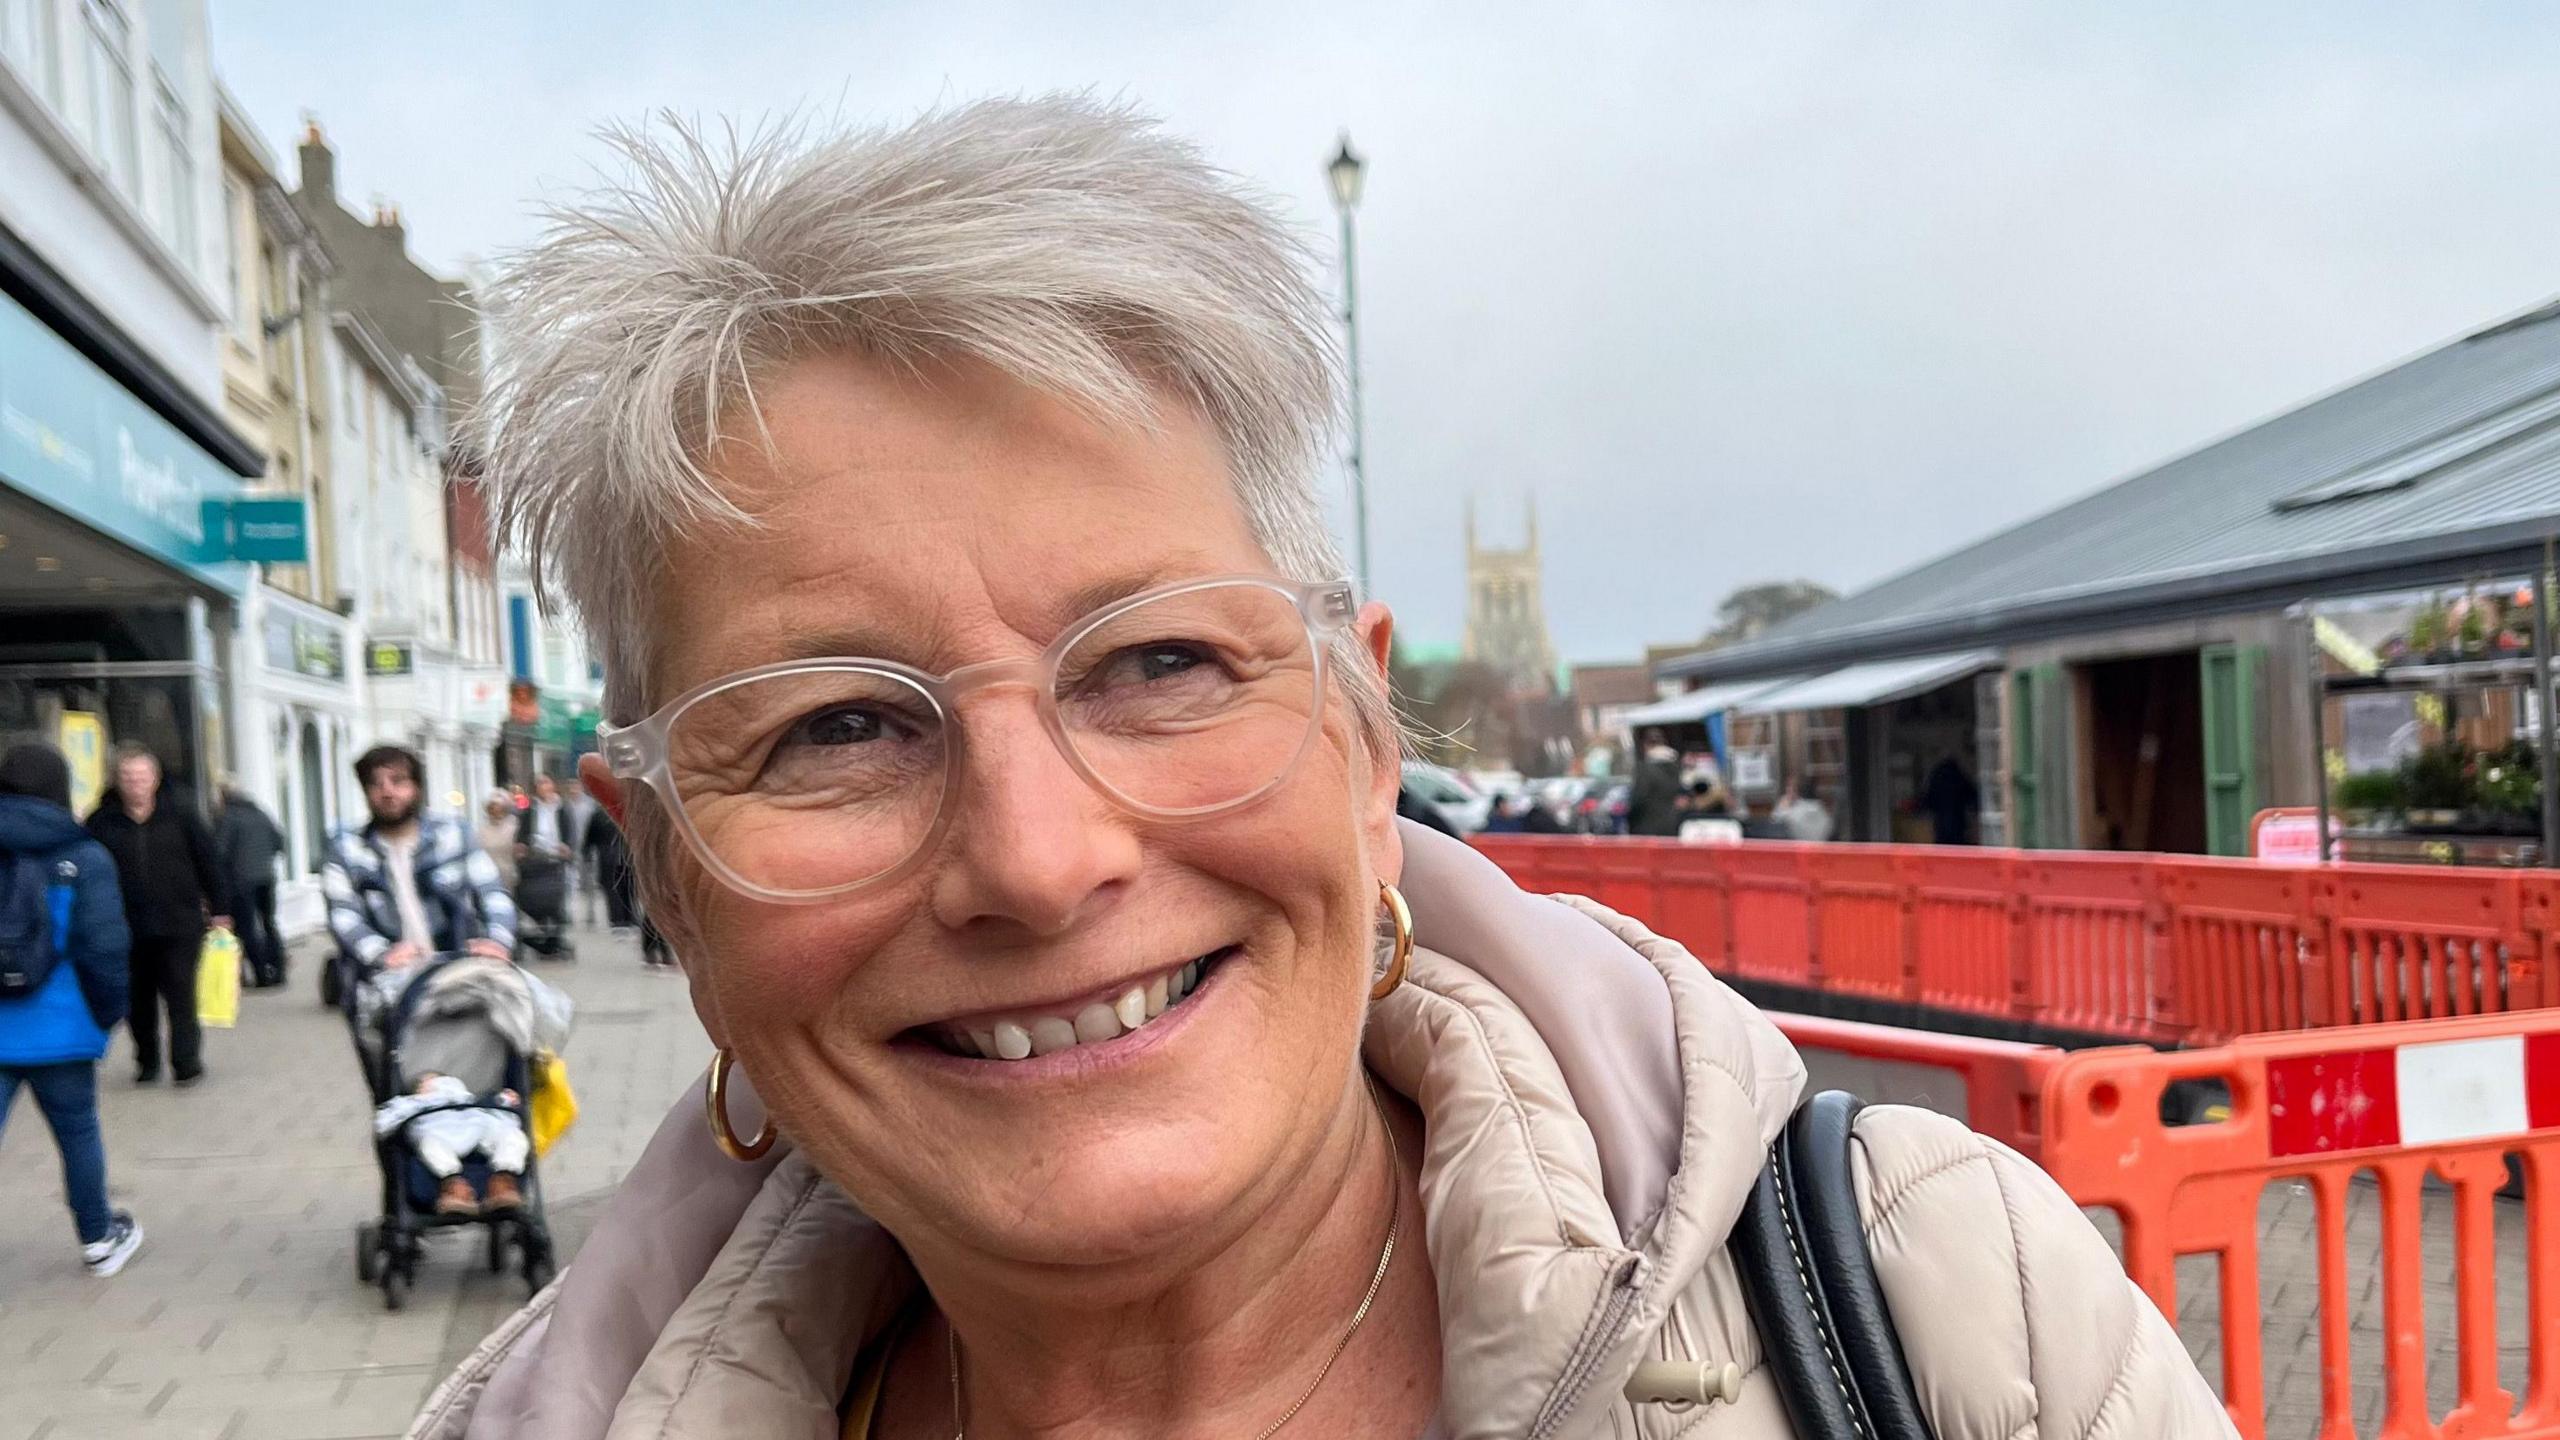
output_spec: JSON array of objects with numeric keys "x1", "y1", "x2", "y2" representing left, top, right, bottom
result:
[
  {"x1": 1400, "y1": 762, "x2": 1493, "y2": 835},
  {"x1": 1592, "y1": 780, "x2": 1633, "y2": 835}
]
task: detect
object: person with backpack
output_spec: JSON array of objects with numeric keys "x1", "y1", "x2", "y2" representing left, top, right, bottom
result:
[
  {"x1": 0, "y1": 740, "x2": 144, "y2": 1277},
  {"x1": 83, "y1": 743, "x2": 228, "y2": 1086}
]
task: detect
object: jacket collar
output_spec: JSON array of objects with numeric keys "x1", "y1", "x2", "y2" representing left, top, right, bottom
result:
[{"x1": 425, "y1": 823, "x2": 1805, "y2": 1440}]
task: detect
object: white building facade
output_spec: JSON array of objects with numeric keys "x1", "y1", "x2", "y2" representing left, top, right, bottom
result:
[
  {"x1": 0, "y1": 0, "x2": 265, "y2": 820},
  {"x1": 331, "y1": 311, "x2": 497, "y2": 814}
]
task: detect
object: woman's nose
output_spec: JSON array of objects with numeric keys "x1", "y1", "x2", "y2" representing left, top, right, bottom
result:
[{"x1": 926, "y1": 695, "x2": 1141, "y2": 937}]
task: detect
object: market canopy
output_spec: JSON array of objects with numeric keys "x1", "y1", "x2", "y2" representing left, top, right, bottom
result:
[
  {"x1": 1618, "y1": 677, "x2": 1806, "y2": 729},
  {"x1": 1738, "y1": 651, "x2": 2000, "y2": 714},
  {"x1": 1660, "y1": 302, "x2": 2560, "y2": 687}
]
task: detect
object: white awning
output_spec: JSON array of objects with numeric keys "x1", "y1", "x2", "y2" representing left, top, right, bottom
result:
[
  {"x1": 1619, "y1": 677, "x2": 1807, "y2": 729},
  {"x1": 1738, "y1": 651, "x2": 2000, "y2": 714}
]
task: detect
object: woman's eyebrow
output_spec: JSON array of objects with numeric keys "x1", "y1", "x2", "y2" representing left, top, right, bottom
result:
[
  {"x1": 744, "y1": 559, "x2": 1230, "y2": 669},
  {"x1": 767, "y1": 620, "x2": 902, "y2": 663},
  {"x1": 1051, "y1": 558, "x2": 1229, "y2": 626}
]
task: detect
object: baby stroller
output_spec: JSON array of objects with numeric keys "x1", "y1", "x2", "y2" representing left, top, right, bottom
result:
[
  {"x1": 349, "y1": 953, "x2": 565, "y2": 1309},
  {"x1": 512, "y1": 851, "x2": 578, "y2": 961}
]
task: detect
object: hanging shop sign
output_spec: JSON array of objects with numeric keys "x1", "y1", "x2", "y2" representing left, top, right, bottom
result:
[
  {"x1": 0, "y1": 292, "x2": 246, "y2": 590},
  {"x1": 366, "y1": 641, "x2": 414, "y2": 677},
  {"x1": 202, "y1": 495, "x2": 310, "y2": 564},
  {"x1": 265, "y1": 615, "x2": 346, "y2": 680}
]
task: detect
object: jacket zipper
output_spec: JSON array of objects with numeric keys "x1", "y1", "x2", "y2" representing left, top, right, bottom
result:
[{"x1": 1528, "y1": 1255, "x2": 1646, "y2": 1440}]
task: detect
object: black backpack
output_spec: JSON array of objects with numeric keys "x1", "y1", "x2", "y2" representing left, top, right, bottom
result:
[
  {"x1": 1731, "y1": 1091, "x2": 1939, "y2": 1440},
  {"x1": 0, "y1": 852, "x2": 71, "y2": 1000}
]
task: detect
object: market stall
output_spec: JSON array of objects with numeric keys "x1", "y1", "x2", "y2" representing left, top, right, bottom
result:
[{"x1": 2305, "y1": 559, "x2": 2558, "y2": 865}]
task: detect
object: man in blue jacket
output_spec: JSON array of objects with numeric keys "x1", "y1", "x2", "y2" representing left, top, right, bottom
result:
[{"x1": 0, "y1": 740, "x2": 144, "y2": 1276}]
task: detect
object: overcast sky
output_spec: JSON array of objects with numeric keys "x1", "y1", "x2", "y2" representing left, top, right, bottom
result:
[{"x1": 212, "y1": 1, "x2": 2560, "y2": 665}]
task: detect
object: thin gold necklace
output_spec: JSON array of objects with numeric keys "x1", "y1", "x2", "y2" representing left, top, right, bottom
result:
[{"x1": 944, "y1": 1079, "x2": 1405, "y2": 1440}]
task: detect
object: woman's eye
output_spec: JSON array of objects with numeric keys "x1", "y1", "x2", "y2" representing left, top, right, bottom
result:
[
  {"x1": 1105, "y1": 643, "x2": 1214, "y2": 686},
  {"x1": 788, "y1": 706, "x2": 891, "y2": 747}
]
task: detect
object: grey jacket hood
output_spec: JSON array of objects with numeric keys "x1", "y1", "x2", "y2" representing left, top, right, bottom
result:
[{"x1": 411, "y1": 822, "x2": 2231, "y2": 1440}]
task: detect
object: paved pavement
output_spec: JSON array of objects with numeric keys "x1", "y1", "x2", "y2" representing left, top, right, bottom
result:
[
  {"x1": 0, "y1": 918, "x2": 710, "y2": 1440},
  {"x1": 2154, "y1": 1174, "x2": 2532, "y2": 1440},
  {"x1": 3, "y1": 923, "x2": 2532, "y2": 1440}
]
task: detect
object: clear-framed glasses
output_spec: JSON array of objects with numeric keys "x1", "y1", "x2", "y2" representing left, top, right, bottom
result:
[{"x1": 596, "y1": 575, "x2": 1359, "y2": 903}]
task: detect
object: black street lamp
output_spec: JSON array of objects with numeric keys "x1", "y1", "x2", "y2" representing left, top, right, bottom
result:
[{"x1": 1328, "y1": 134, "x2": 1370, "y2": 597}]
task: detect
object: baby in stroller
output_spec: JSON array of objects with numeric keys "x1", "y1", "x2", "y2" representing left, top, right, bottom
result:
[
  {"x1": 350, "y1": 953, "x2": 572, "y2": 1307},
  {"x1": 374, "y1": 1072, "x2": 530, "y2": 1216}
]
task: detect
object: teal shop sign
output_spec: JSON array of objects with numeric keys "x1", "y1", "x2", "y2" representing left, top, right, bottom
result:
[
  {"x1": 0, "y1": 291, "x2": 248, "y2": 590},
  {"x1": 203, "y1": 495, "x2": 309, "y2": 563}
]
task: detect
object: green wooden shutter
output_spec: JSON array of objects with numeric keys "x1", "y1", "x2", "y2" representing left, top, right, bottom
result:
[
  {"x1": 2011, "y1": 666, "x2": 2061, "y2": 849},
  {"x1": 2201, "y1": 643, "x2": 2263, "y2": 856}
]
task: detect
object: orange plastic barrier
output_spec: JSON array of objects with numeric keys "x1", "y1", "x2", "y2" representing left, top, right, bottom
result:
[
  {"x1": 2041, "y1": 1012, "x2": 2560, "y2": 1439},
  {"x1": 1473, "y1": 836, "x2": 2559, "y2": 1047},
  {"x1": 1771, "y1": 1011, "x2": 2061, "y2": 1161}
]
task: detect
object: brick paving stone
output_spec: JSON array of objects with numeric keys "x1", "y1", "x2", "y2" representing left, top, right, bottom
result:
[{"x1": 0, "y1": 919, "x2": 709, "y2": 1440}]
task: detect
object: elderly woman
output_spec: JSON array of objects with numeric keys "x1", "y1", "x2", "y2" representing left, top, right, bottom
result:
[
  {"x1": 412, "y1": 100, "x2": 2230, "y2": 1440},
  {"x1": 476, "y1": 791, "x2": 521, "y2": 891}
]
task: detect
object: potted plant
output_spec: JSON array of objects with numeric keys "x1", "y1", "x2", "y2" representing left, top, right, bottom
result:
[
  {"x1": 2331, "y1": 769, "x2": 2407, "y2": 820},
  {"x1": 2407, "y1": 598, "x2": 2452, "y2": 663},
  {"x1": 2499, "y1": 585, "x2": 2535, "y2": 654},
  {"x1": 2453, "y1": 592, "x2": 2491, "y2": 660},
  {"x1": 2474, "y1": 741, "x2": 2541, "y2": 836},
  {"x1": 2401, "y1": 741, "x2": 2473, "y2": 830}
]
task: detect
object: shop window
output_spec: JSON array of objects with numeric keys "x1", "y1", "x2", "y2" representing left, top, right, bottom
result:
[
  {"x1": 82, "y1": 0, "x2": 137, "y2": 197},
  {"x1": 151, "y1": 70, "x2": 194, "y2": 266},
  {"x1": 2, "y1": 0, "x2": 62, "y2": 108},
  {"x1": 221, "y1": 177, "x2": 248, "y2": 335}
]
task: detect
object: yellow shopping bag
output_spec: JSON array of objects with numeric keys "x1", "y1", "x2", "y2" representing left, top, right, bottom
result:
[
  {"x1": 530, "y1": 1051, "x2": 578, "y2": 1155},
  {"x1": 196, "y1": 928, "x2": 240, "y2": 1029}
]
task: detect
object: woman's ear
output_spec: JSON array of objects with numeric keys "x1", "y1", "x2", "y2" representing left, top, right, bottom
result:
[
  {"x1": 577, "y1": 753, "x2": 626, "y2": 823},
  {"x1": 1354, "y1": 602, "x2": 1406, "y2": 882}
]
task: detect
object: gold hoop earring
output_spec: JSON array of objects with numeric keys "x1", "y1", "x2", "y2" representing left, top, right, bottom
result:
[
  {"x1": 1372, "y1": 881, "x2": 1413, "y2": 1001},
  {"x1": 704, "y1": 1049, "x2": 776, "y2": 1162}
]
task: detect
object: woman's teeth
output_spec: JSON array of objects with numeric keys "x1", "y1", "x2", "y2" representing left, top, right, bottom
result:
[{"x1": 948, "y1": 955, "x2": 1216, "y2": 1061}]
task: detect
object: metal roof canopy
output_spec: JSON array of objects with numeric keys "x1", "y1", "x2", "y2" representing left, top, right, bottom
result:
[
  {"x1": 1665, "y1": 299, "x2": 2560, "y2": 685},
  {"x1": 1737, "y1": 651, "x2": 1998, "y2": 715},
  {"x1": 1619, "y1": 676, "x2": 1804, "y2": 729}
]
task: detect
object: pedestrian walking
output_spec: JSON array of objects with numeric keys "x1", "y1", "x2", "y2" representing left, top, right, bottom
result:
[
  {"x1": 637, "y1": 915, "x2": 674, "y2": 969},
  {"x1": 476, "y1": 791, "x2": 521, "y2": 890},
  {"x1": 1772, "y1": 775, "x2": 1836, "y2": 842},
  {"x1": 83, "y1": 744, "x2": 227, "y2": 1087},
  {"x1": 511, "y1": 774, "x2": 580, "y2": 959},
  {"x1": 321, "y1": 745, "x2": 517, "y2": 985},
  {"x1": 213, "y1": 784, "x2": 288, "y2": 988},
  {"x1": 581, "y1": 804, "x2": 637, "y2": 930},
  {"x1": 1625, "y1": 729, "x2": 1686, "y2": 836},
  {"x1": 561, "y1": 777, "x2": 600, "y2": 924},
  {"x1": 0, "y1": 740, "x2": 144, "y2": 1276}
]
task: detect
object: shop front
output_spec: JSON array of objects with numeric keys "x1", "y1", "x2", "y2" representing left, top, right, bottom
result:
[
  {"x1": 364, "y1": 638, "x2": 506, "y2": 816},
  {"x1": 236, "y1": 586, "x2": 363, "y2": 932},
  {"x1": 1730, "y1": 651, "x2": 1997, "y2": 842},
  {"x1": 0, "y1": 285, "x2": 260, "y2": 813}
]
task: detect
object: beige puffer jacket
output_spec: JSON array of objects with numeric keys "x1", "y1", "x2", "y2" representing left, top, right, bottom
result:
[{"x1": 410, "y1": 824, "x2": 2235, "y2": 1439}]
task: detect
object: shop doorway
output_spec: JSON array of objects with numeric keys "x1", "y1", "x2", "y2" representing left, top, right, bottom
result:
[
  {"x1": 2075, "y1": 652, "x2": 2208, "y2": 854},
  {"x1": 1858, "y1": 677, "x2": 1985, "y2": 843},
  {"x1": 299, "y1": 721, "x2": 329, "y2": 873}
]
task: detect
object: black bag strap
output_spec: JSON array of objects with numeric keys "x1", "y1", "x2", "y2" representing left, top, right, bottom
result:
[{"x1": 1730, "y1": 1091, "x2": 1936, "y2": 1440}]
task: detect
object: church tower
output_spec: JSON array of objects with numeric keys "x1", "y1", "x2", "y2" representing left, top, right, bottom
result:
[{"x1": 1461, "y1": 496, "x2": 1559, "y2": 693}]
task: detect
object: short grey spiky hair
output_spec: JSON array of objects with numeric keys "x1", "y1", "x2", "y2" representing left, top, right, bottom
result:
[{"x1": 467, "y1": 94, "x2": 1386, "y2": 744}]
